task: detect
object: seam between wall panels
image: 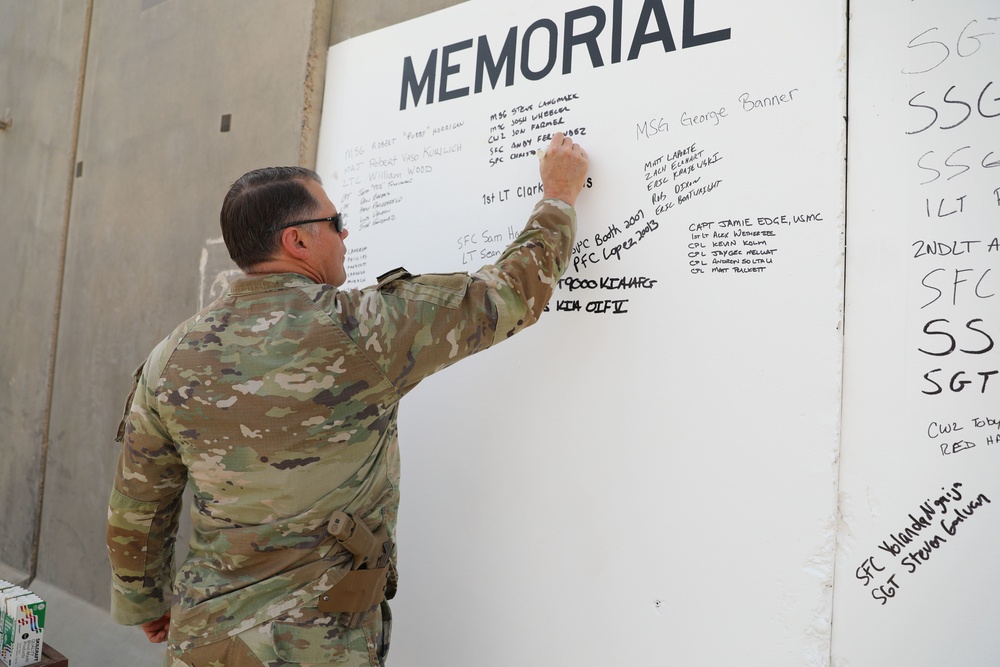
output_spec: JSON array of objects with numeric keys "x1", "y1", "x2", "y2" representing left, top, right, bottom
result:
[
  {"x1": 26, "y1": 0, "x2": 95, "y2": 588},
  {"x1": 830, "y1": 0, "x2": 851, "y2": 664},
  {"x1": 299, "y1": 0, "x2": 334, "y2": 167}
]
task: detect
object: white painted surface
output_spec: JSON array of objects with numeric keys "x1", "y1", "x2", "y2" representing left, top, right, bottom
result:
[
  {"x1": 834, "y1": 2, "x2": 1000, "y2": 665},
  {"x1": 318, "y1": 1, "x2": 846, "y2": 664}
]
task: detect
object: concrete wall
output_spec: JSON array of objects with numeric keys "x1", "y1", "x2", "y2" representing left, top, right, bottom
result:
[
  {"x1": 0, "y1": 0, "x2": 466, "y2": 620},
  {"x1": 0, "y1": 0, "x2": 90, "y2": 583},
  {"x1": 330, "y1": 0, "x2": 467, "y2": 44},
  {"x1": 39, "y1": 0, "x2": 333, "y2": 608}
]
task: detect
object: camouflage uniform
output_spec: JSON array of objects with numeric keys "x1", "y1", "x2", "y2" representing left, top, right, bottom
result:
[{"x1": 107, "y1": 200, "x2": 576, "y2": 666}]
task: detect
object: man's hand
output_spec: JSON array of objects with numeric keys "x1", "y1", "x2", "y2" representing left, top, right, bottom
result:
[
  {"x1": 539, "y1": 132, "x2": 589, "y2": 207},
  {"x1": 140, "y1": 612, "x2": 170, "y2": 643}
]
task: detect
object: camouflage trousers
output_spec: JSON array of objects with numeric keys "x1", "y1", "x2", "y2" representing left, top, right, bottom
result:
[{"x1": 166, "y1": 601, "x2": 390, "y2": 667}]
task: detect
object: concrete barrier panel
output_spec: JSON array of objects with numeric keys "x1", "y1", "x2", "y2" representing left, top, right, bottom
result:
[{"x1": 0, "y1": 0, "x2": 90, "y2": 581}]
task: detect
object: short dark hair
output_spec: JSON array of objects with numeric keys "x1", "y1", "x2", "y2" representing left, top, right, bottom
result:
[{"x1": 220, "y1": 166, "x2": 322, "y2": 270}]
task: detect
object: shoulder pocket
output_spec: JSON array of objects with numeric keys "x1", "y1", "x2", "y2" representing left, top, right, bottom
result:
[
  {"x1": 115, "y1": 361, "x2": 146, "y2": 443},
  {"x1": 381, "y1": 273, "x2": 470, "y2": 309}
]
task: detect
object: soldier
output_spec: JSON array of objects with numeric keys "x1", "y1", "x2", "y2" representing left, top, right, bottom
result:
[{"x1": 107, "y1": 133, "x2": 588, "y2": 666}]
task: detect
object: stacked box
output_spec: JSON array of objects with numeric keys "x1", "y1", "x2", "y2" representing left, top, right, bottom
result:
[
  {"x1": 0, "y1": 586, "x2": 29, "y2": 652},
  {"x1": 2, "y1": 595, "x2": 45, "y2": 667},
  {"x1": 0, "y1": 586, "x2": 27, "y2": 667},
  {"x1": 0, "y1": 585, "x2": 17, "y2": 624},
  {"x1": 0, "y1": 586, "x2": 44, "y2": 667}
]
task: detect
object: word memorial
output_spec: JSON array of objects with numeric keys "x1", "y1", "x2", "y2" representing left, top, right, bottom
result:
[{"x1": 400, "y1": 0, "x2": 732, "y2": 110}]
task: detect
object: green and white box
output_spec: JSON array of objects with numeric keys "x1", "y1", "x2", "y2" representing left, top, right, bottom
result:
[
  {"x1": 0, "y1": 586, "x2": 29, "y2": 652},
  {"x1": 1, "y1": 593, "x2": 45, "y2": 667}
]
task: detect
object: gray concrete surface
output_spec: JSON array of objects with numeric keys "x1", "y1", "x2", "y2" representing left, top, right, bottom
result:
[
  {"x1": 0, "y1": 0, "x2": 89, "y2": 579},
  {"x1": 330, "y1": 0, "x2": 467, "y2": 43},
  {"x1": 0, "y1": 0, "x2": 464, "y2": 663}
]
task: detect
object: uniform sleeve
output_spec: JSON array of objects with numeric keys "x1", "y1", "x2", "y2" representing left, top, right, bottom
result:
[
  {"x1": 107, "y1": 352, "x2": 187, "y2": 625},
  {"x1": 340, "y1": 198, "x2": 576, "y2": 395}
]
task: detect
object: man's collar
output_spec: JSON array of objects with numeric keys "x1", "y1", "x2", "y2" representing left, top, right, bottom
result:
[{"x1": 228, "y1": 272, "x2": 320, "y2": 295}]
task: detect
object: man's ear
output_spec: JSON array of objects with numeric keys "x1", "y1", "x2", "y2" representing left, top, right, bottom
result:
[{"x1": 279, "y1": 226, "x2": 311, "y2": 260}]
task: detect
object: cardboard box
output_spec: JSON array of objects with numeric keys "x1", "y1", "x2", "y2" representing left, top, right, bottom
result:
[
  {"x1": 1, "y1": 591, "x2": 45, "y2": 667},
  {"x1": 0, "y1": 587, "x2": 29, "y2": 654}
]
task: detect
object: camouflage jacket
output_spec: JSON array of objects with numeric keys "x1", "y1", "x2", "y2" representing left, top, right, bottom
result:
[{"x1": 107, "y1": 199, "x2": 575, "y2": 649}]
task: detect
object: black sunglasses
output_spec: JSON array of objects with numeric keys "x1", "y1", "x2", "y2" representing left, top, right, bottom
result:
[{"x1": 272, "y1": 213, "x2": 344, "y2": 234}]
